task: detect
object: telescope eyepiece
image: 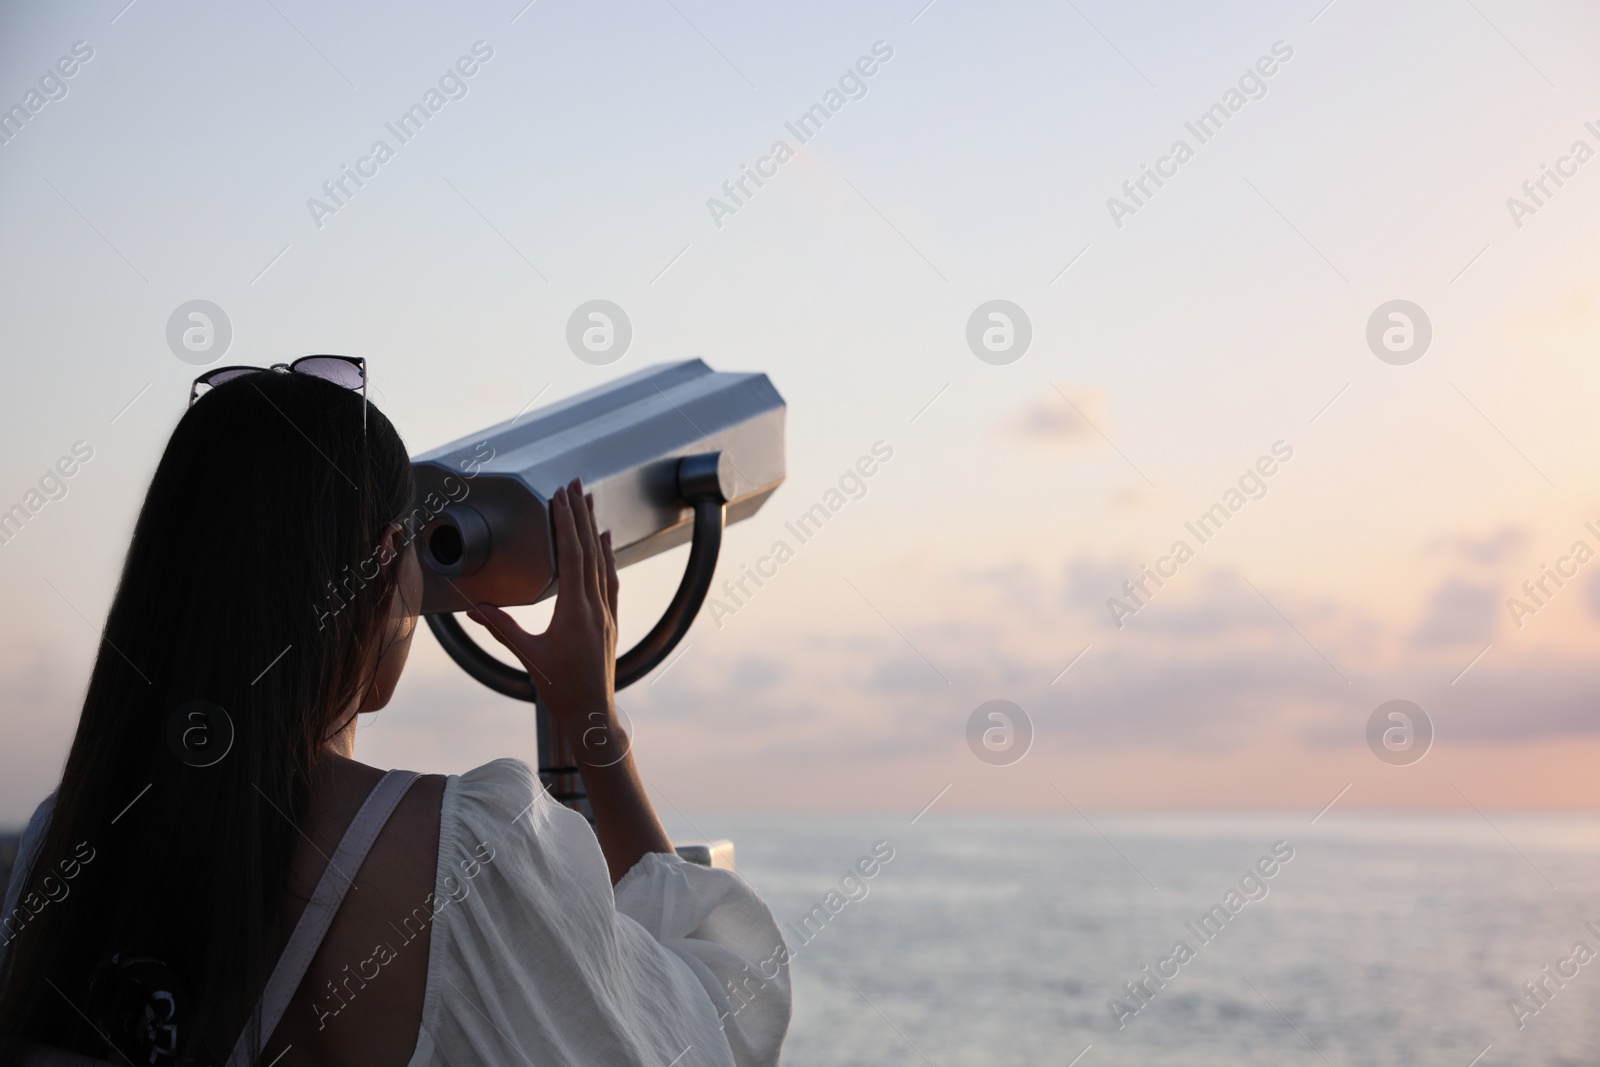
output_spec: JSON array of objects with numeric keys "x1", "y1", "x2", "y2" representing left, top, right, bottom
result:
[
  {"x1": 421, "y1": 505, "x2": 491, "y2": 578},
  {"x1": 429, "y1": 524, "x2": 464, "y2": 567}
]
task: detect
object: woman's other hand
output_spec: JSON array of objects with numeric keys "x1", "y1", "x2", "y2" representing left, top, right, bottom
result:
[{"x1": 467, "y1": 478, "x2": 620, "y2": 734}]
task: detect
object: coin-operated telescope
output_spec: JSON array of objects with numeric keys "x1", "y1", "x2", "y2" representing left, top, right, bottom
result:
[{"x1": 412, "y1": 359, "x2": 785, "y2": 837}]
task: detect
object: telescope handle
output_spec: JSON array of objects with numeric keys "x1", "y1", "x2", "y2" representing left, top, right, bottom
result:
[{"x1": 615, "y1": 493, "x2": 724, "y2": 685}]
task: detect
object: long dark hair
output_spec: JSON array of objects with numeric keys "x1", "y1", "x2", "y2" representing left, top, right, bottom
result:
[{"x1": 0, "y1": 370, "x2": 414, "y2": 1064}]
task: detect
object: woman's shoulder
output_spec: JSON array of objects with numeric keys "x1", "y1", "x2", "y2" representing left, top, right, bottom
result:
[
  {"x1": 335, "y1": 756, "x2": 607, "y2": 923},
  {"x1": 337, "y1": 757, "x2": 578, "y2": 874},
  {"x1": 331, "y1": 758, "x2": 529, "y2": 865},
  {"x1": 451, "y1": 756, "x2": 538, "y2": 801},
  {"x1": 317, "y1": 760, "x2": 448, "y2": 874},
  {"x1": 436, "y1": 758, "x2": 607, "y2": 883},
  {"x1": 383, "y1": 770, "x2": 450, "y2": 863}
]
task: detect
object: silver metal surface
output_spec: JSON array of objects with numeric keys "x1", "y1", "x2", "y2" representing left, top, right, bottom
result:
[
  {"x1": 411, "y1": 359, "x2": 785, "y2": 614},
  {"x1": 674, "y1": 839, "x2": 737, "y2": 869}
]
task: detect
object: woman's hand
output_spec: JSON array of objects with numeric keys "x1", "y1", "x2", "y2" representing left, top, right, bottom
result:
[
  {"x1": 467, "y1": 478, "x2": 673, "y2": 882},
  {"x1": 467, "y1": 478, "x2": 621, "y2": 735}
]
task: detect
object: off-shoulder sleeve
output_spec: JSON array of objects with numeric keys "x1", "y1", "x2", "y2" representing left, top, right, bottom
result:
[
  {"x1": 614, "y1": 849, "x2": 792, "y2": 1066},
  {"x1": 408, "y1": 759, "x2": 790, "y2": 1067}
]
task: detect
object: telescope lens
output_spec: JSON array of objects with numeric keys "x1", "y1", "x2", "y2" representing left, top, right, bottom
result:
[{"x1": 428, "y1": 523, "x2": 465, "y2": 568}]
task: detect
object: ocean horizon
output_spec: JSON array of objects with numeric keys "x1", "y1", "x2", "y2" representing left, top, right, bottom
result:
[
  {"x1": 670, "y1": 812, "x2": 1600, "y2": 1066},
  {"x1": 7, "y1": 812, "x2": 1600, "y2": 1064}
]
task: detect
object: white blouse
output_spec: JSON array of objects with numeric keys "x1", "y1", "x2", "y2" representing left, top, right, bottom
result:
[
  {"x1": 408, "y1": 759, "x2": 791, "y2": 1067},
  {"x1": 1, "y1": 760, "x2": 792, "y2": 1067}
]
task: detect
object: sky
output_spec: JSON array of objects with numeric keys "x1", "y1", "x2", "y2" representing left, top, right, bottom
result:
[{"x1": 2, "y1": 0, "x2": 1600, "y2": 821}]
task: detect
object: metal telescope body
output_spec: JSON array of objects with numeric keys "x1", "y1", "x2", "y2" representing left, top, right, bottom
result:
[
  {"x1": 412, "y1": 359, "x2": 784, "y2": 614},
  {"x1": 412, "y1": 359, "x2": 784, "y2": 833}
]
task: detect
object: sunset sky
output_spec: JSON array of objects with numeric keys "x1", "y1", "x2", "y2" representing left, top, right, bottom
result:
[{"x1": 3, "y1": 0, "x2": 1600, "y2": 821}]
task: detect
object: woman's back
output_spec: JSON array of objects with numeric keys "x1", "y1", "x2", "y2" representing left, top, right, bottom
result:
[{"x1": 266, "y1": 760, "x2": 445, "y2": 1067}]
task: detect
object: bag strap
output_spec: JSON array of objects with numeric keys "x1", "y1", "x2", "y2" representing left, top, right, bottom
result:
[{"x1": 225, "y1": 769, "x2": 420, "y2": 1067}]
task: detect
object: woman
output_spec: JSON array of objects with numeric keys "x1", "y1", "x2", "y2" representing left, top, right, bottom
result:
[{"x1": 0, "y1": 363, "x2": 790, "y2": 1066}]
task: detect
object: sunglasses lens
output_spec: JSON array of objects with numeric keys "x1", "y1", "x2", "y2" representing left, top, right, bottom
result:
[
  {"x1": 194, "y1": 368, "x2": 263, "y2": 394},
  {"x1": 294, "y1": 356, "x2": 365, "y2": 390}
]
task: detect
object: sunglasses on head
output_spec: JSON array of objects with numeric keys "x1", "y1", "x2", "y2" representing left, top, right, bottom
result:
[{"x1": 189, "y1": 355, "x2": 367, "y2": 430}]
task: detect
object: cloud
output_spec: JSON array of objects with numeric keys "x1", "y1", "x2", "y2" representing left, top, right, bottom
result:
[
  {"x1": 1585, "y1": 571, "x2": 1600, "y2": 621},
  {"x1": 1453, "y1": 527, "x2": 1528, "y2": 567},
  {"x1": 1059, "y1": 555, "x2": 1137, "y2": 613},
  {"x1": 1425, "y1": 655, "x2": 1600, "y2": 743},
  {"x1": 260, "y1": 550, "x2": 1600, "y2": 810},
  {"x1": 1038, "y1": 647, "x2": 1353, "y2": 752},
  {"x1": 999, "y1": 390, "x2": 1101, "y2": 446},
  {"x1": 1411, "y1": 578, "x2": 1499, "y2": 646},
  {"x1": 1114, "y1": 570, "x2": 1290, "y2": 638},
  {"x1": 729, "y1": 655, "x2": 788, "y2": 689}
]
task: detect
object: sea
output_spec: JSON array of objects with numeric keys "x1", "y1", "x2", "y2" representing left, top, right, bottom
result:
[
  {"x1": 662, "y1": 812, "x2": 1600, "y2": 1067},
  {"x1": 6, "y1": 814, "x2": 1600, "y2": 1065}
]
